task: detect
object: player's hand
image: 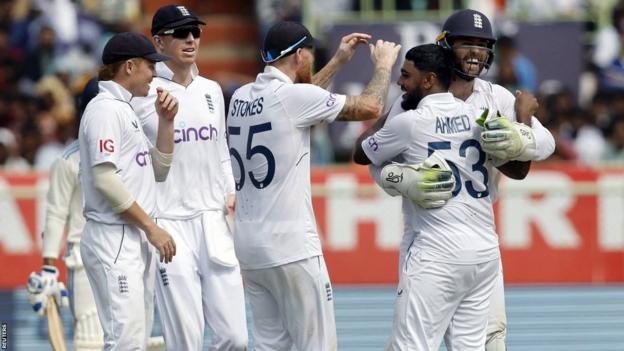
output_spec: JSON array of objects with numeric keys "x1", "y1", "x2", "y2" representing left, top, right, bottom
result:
[
  {"x1": 26, "y1": 265, "x2": 69, "y2": 317},
  {"x1": 332, "y1": 33, "x2": 371, "y2": 65},
  {"x1": 480, "y1": 114, "x2": 536, "y2": 162},
  {"x1": 226, "y1": 194, "x2": 235, "y2": 215},
  {"x1": 369, "y1": 39, "x2": 401, "y2": 68},
  {"x1": 514, "y1": 90, "x2": 539, "y2": 124},
  {"x1": 380, "y1": 152, "x2": 455, "y2": 209},
  {"x1": 155, "y1": 87, "x2": 178, "y2": 121},
  {"x1": 146, "y1": 226, "x2": 177, "y2": 263}
]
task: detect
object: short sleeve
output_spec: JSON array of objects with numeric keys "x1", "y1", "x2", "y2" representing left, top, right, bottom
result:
[
  {"x1": 83, "y1": 103, "x2": 123, "y2": 168},
  {"x1": 280, "y1": 84, "x2": 347, "y2": 127},
  {"x1": 361, "y1": 111, "x2": 413, "y2": 166}
]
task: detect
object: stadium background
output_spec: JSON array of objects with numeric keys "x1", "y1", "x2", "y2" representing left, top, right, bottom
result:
[{"x1": 1, "y1": 0, "x2": 624, "y2": 349}]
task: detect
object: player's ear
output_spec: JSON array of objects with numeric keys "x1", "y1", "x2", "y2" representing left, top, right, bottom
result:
[
  {"x1": 423, "y1": 72, "x2": 437, "y2": 90},
  {"x1": 153, "y1": 36, "x2": 164, "y2": 51},
  {"x1": 122, "y1": 59, "x2": 132, "y2": 75}
]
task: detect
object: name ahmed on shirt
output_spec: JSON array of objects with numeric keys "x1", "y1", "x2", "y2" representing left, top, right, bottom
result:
[{"x1": 435, "y1": 114, "x2": 471, "y2": 134}]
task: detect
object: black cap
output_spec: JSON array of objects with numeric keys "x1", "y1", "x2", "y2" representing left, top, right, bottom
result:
[
  {"x1": 151, "y1": 4, "x2": 206, "y2": 35},
  {"x1": 102, "y1": 32, "x2": 169, "y2": 65},
  {"x1": 261, "y1": 21, "x2": 315, "y2": 63}
]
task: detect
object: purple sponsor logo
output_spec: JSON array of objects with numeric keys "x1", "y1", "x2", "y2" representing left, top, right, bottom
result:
[
  {"x1": 367, "y1": 137, "x2": 379, "y2": 151},
  {"x1": 174, "y1": 125, "x2": 218, "y2": 144},
  {"x1": 326, "y1": 93, "x2": 337, "y2": 107},
  {"x1": 135, "y1": 150, "x2": 150, "y2": 167}
]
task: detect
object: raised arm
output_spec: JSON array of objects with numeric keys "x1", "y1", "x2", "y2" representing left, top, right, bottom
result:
[
  {"x1": 312, "y1": 33, "x2": 371, "y2": 89},
  {"x1": 150, "y1": 87, "x2": 178, "y2": 181},
  {"x1": 335, "y1": 40, "x2": 401, "y2": 122}
]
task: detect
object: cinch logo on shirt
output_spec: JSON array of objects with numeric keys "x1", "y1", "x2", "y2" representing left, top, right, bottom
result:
[
  {"x1": 135, "y1": 150, "x2": 151, "y2": 167},
  {"x1": 326, "y1": 93, "x2": 337, "y2": 107},
  {"x1": 99, "y1": 139, "x2": 114, "y2": 153},
  {"x1": 435, "y1": 115, "x2": 471, "y2": 134},
  {"x1": 368, "y1": 137, "x2": 379, "y2": 152},
  {"x1": 174, "y1": 125, "x2": 218, "y2": 144}
]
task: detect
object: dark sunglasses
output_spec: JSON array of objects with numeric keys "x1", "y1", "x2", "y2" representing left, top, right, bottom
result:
[{"x1": 159, "y1": 26, "x2": 201, "y2": 39}]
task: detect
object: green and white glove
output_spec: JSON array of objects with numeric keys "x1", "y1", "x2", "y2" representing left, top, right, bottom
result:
[
  {"x1": 380, "y1": 152, "x2": 455, "y2": 209},
  {"x1": 479, "y1": 111, "x2": 536, "y2": 162}
]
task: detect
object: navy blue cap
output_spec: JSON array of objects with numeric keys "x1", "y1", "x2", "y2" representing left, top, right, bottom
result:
[
  {"x1": 102, "y1": 32, "x2": 169, "y2": 65},
  {"x1": 261, "y1": 21, "x2": 316, "y2": 63},
  {"x1": 439, "y1": 9, "x2": 496, "y2": 45},
  {"x1": 151, "y1": 4, "x2": 206, "y2": 35}
]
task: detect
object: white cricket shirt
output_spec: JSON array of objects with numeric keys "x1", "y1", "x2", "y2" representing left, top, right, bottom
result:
[
  {"x1": 131, "y1": 63, "x2": 235, "y2": 219},
  {"x1": 227, "y1": 66, "x2": 346, "y2": 270},
  {"x1": 363, "y1": 92, "x2": 500, "y2": 264},
  {"x1": 42, "y1": 140, "x2": 85, "y2": 259},
  {"x1": 79, "y1": 80, "x2": 156, "y2": 224},
  {"x1": 382, "y1": 78, "x2": 555, "y2": 201}
]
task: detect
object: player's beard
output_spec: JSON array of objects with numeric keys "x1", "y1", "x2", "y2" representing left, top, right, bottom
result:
[
  {"x1": 295, "y1": 60, "x2": 312, "y2": 84},
  {"x1": 401, "y1": 88, "x2": 424, "y2": 110}
]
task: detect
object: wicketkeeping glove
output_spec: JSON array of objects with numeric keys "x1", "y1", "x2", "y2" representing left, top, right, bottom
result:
[
  {"x1": 380, "y1": 152, "x2": 455, "y2": 209},
  {"x1": 27, "y1": 265, "x2": 69, "y2": 316},
  {"x1": 480, "y1": 112, "x2": 536, "y2": 162}
]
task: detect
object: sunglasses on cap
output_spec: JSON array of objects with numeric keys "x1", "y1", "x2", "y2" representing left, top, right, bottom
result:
[
  {"x1": 261, "y1": 36, "x2": 313, "y2": 63},
  {"x1": 159, "y1": 26, "x2": 201, "y2": 39}
]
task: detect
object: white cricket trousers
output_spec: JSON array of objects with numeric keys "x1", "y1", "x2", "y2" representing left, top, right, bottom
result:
[
  {"x1": 66, "y1": 243, "x2": 104, "y2": 350},
  {"x1": 398, "y1": 232, "x2": 507, "y2": 349},
  {"x1": 243, "y1": 256, "x2": 337, "y2": 351},
  {"x1": 154, "y1": 211, "x2": 248, "y2": 351},
  {"x1": 81, "y1": 221, "x2": 157, "y2": 351},
  {"x1": 387, "y1": 246, "x2": 499, "y2": 351}
]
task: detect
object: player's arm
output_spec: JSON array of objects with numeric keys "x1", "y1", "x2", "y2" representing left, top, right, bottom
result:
[
  {"x1": 27, "y1": 157, "x2": 74, "y2": 315},
  {"x1": 335, "y1": 40, "x2": 401, "y2": 122},
  {"x1": 92, "y1": 162, "x2": 176, "y2": 263},
  {"x1": 482, "y1": 90, "x2": 548, "y2": 179},
  {"x1": 216, "y1": 87, "x2": 236, "y2": 213},
  {"x1": 353, "y1": 111, "x2": 389, "y2": 164},
  {"x1": 312, "y1": 33, "x2": 371, "y2": 89},
  {"x1": 41, "y1": 157, "x2": 77, "y2": 265},
  {"x1": 150, "y1": 88, "x2": 178, "y2": 181}
]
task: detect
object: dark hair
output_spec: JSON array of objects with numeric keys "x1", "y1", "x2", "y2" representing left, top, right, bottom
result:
[{"x1": 404, "y1": 44, "x2": 454, "y2": 89}]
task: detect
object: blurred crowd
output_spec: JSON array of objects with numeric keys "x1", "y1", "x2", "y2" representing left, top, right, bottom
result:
[
  {"x1": 2, "y1": 0, "x2": 624, "y2": 172},
  {"x1": 0, "y1": 0, "x2": 140, "y2": 172}
]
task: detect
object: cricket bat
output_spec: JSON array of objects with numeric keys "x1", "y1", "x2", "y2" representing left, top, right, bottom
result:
[{"x1": 45, "y1": 297, "x2": 67, "y2": 351}]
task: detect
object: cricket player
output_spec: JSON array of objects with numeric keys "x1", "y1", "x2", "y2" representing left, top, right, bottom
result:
[
  {"x1": 78, "y1": 32, "x2": 178, "y2": 350},
  {"x1": 27, "y1": 79, "x2": 167, "y2": 350},
  {"x1": 26, "y1": 79, "x2": 101, "y2": 350},
  {"x1": 227, "y1": 21, "x2": 400, "y2": 350},
  {"x1": 365, "y1": 10, "x2": 555, "y2": 351},
  {"x1": 354, "y1": 43, "x2": 500, "y2": 350},
  {"x1": 131, "y1": 5, "x2": 248, "y2": 350}
]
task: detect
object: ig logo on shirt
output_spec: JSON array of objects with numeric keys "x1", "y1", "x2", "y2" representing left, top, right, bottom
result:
[{"x1": 99, "y1": 139, "x2": 114, "y2": 153}]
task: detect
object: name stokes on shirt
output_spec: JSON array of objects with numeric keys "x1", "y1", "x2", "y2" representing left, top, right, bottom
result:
[
  {"x1": 435, "y1": 114, "x2": 471, "y2": 135},
  {"x1": 230, "y1": 97, "x2": 264, "y2": 118}
]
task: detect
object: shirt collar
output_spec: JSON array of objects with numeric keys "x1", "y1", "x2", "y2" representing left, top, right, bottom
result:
[
  {"x1": 155, "y1": 61, "x2": 199, "y2": 81},
  {"x1": 98, "y1": 80, "x2": 132, "y2": 103},
  {"x1": 416, "y1": 92, "x2": 456, "y2": 109},
  {"x1": 256, "y1": 65, "x2": 293, "y2": 85}
]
